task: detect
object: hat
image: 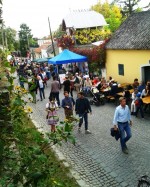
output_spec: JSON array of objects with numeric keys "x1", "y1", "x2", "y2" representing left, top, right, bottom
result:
[
  {"x1": 136, "y1": 93, "x2": 141, "y2": 97},
  {"x1": 75, "y1": 73, "x2": 78, "y2": 75}
]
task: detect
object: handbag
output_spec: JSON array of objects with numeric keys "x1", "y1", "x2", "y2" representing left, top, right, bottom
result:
[
  {"x1": 43, "y1": 77, "x2": 48, "y2": 82},
  {"x1": 110, "y1": 127, "x2": 120, "y2": 141},
  {"x1": 135, "y1": 99, "x2": 140, "y2": 106}
]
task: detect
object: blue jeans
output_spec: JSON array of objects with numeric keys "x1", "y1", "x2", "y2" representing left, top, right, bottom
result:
[
  {"x1": 83, "y1": 87, "x2": 91, "y2": 95},
  {"x1": 79, "y1": 113, "x2": 88, "y2": 130},
  {"x1": 118, "y1": 122, "x2": 132, "y2": 150},
  {"x1": 46, "y1": 72, "x2": 51, "y2": 79},
  {"x1": 39, "y1": 88, "x2": 45, "y2": 100}
]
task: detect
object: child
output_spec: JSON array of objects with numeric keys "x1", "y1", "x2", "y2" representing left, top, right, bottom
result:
[
  {"x1": 46, "y1": 98, "x2": 59, "y2": 132},
  {"x1": 131, "y1": 88, "x2": 138, "y2": 115},
  {"x1": 134, "y1": 93, "x2": 144, "y2": 118}
]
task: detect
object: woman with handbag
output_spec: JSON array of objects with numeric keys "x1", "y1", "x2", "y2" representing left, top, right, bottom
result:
[
  {"x1": 39, "y1": 69, "x2": 48, "y2": 87},
  {"x1": 46, "y1": 98, "x2": 59, "y2": 132}
]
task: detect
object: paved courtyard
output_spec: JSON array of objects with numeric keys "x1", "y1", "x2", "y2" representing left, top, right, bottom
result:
[{"x1": 29, "y1": 80, "x2": 150, "y2": 187}]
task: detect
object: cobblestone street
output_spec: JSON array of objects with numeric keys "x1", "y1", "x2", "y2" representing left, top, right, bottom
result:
[{"x1": 29, "y1": 80, "x2": 150, "y2": 187}]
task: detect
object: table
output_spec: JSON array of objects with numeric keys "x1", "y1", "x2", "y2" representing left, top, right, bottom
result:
[
  {"x1": 119, "y1": 83, "x2": 131, "y2": 88},
  {"x1": 100, "y1": 88, "x2": 111, "y2": 93},
  {"x1": 116, "y1": 89, "x2": 134, "y2": 97},
  {"x1": 142, "y1": 96, "x2": 150, "y2": 104}
]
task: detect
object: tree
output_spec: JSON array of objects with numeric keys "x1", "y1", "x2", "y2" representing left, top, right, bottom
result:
[
  {"x1": 91, "y1": 0, "x2": 122, "y2": 32},
  {"x1": 53, "y1": 24, "x2": 65, "y2": 39},
  {"x1": 19, "y1": 24, "x2": 38, "y2": 56},
  {"x1": 71, "y1": 39, "x2": 109, "y2": 73},
  {"x1": 112, "y1": 0, "x2": 146, "y2": 17},
  {"x1": 0, "y1": 26, "x2": 19, "y2": 51},
  {"x1": 19, "y1": 24, "x2": 33, "y2": 57},
  {"x1": 57, "y1": 34, "x2": 75, "y2": 50}
]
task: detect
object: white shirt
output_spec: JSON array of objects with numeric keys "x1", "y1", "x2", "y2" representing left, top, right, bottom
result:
[
  {"x1": 39, "y1": 80, "x2": 44, "y2": 88},
  {"x1": 42, "y1": 72, "x2": 46, "y2": 79},
  {"x1": 46, "y1": 102, "x2": 58, "y2": 109},
  {"x1": 141, "y1": 89, "x2": 148, "y2": 97},
  {"x1": 113, "y1": 105, "x2": 131, "y2": 125}
]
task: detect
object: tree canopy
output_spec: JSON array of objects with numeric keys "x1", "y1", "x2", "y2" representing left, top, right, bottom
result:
[
  {"x1": 19, "y1": 23, "x2": 32, "y2": 56},
  {"x1": 91, "y1": 0, "x2": 122, "y2": 32},
  {"x1": 18, "y1": 23, "x2": 38, "y2": 57},
  {"x1": 112, "y1": 0, "x2": 147, "y2": 17},
  {"x1": 0, "y1": 26, "x2": 20, "y2": 51}
]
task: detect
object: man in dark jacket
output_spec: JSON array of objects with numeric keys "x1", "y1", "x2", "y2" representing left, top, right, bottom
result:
[
  {"x1": 75, "y1": 92, "x2": 92, "y2": 134},
  {"x1": 62, "y1": 91, "x2": 75, "y2": 120},
  {"x1": 63, "y1": 76, "x2": 71, "y2": 94}
]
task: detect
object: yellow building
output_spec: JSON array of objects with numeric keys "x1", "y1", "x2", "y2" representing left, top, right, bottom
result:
[{"x1": 106, "y1": 11, "x2": 150, "y2": 84}]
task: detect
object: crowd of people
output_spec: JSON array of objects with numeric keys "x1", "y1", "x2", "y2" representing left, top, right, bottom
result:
[{"x1": 10, "y1": 58, "x2": 150, "y2": 154}]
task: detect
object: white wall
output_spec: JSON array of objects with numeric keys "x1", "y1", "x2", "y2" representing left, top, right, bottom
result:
[
  {"x1": 41, "y1": 49, "x2": 48, "y2": 58},
  {"x1": 38, "y1": 39, "x2": 51, "y2": 47}
]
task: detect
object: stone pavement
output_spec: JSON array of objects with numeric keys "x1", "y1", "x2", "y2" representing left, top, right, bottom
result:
[{"x1": 28, "y1": 80, "x2": 150, "y2": 187}]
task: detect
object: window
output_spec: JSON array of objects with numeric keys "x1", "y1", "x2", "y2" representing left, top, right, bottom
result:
[{"x1": 118, "y1": 64, "x2": 124, "y2": 76}]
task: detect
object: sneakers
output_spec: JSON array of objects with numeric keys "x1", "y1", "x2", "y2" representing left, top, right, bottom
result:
[
  {"x1": 78, "y1": 128, "x2": 91, "y2": 134},
  {"x1": 85, "y1": 130, "x2": 92, "y2": 134}
]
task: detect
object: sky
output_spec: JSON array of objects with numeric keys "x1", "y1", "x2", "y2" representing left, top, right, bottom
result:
[{"x1": 2, "y1": 0, "x2": 150, "y2": 38}]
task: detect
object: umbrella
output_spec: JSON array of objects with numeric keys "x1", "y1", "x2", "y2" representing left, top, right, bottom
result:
[{"x1": 48, "y1": 49, "x2": 87, "y2": 65}]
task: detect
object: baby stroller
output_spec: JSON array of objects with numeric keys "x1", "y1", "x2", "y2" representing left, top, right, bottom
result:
[{"x1": 89, "y1": 88, "x2": 105, "y2": 106}]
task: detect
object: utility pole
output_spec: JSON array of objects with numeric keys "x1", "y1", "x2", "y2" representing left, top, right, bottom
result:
[{"x1": 48, "y1": 17, "x2": 56, "y2": 56}]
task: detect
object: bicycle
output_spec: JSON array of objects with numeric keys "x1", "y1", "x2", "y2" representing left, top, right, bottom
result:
[{"x1": 138, "y1": 176, "x2": 150, "y2": 187}]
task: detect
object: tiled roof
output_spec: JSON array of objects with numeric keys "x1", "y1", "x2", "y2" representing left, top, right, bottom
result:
[
  {"x1": 106, "y1": 10, "x2": 150, "y2": 50},
  {"x1": 34, "y1": 42, "x2": 51, "y2": 53},
  {"x1": 34, "y1": 48, "x2": 41, "y2": 53},
  {"x1": 63, "y1": 10, "x2": 107, "y2": 29}
]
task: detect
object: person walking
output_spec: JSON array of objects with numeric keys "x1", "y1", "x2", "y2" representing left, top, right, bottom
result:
[
  {"x1": 70, "y1": 76, "x2": 74, "y2": 97},
  {"x1": 75, "y1": 91, "x2": 92, "y2": 134},
  {"x1": 46, "y1": 98, "x2": 59, "y2": 132},
  {"x1": 39, "y1": 69, "x2": 47, "y2": 87},
  {"x1": 113, "y1": 97, "x2": 132, "y2": 154},
  {"x1": 62, "y1": 91, "x2": 75, "y2": 120},
  {"x1": 37, "y1": 76, "x2": 45, "y2": 101},
  {"x1": 74, "y1": 73, "x2": 81, "y2": 94},
  {"x1": 63, "y1": 76, "x2": 71, "y2": 94},
  {"x1": 50, "y1": 76, "x2": 60, "y2": 107}
]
